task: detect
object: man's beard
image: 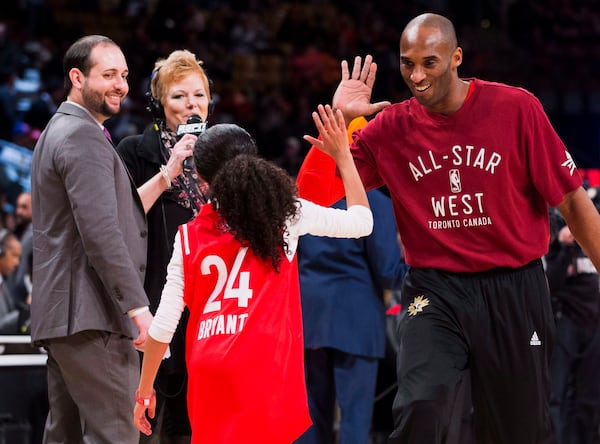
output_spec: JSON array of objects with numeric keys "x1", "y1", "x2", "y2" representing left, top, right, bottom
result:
[
  {"x1": 15, "y1": 216, "x2": 31, "y2": 227},
  {"x1": 82, "y1": 87, "x2": 121, "y2": 118},
  {"x1": 14, "y1": 219, "x2": 31, "y2": 239}
]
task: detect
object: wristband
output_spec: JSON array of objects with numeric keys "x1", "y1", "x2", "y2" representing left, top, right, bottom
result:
[
  {"x1": 160, "y1": 165, "x2": 171, "y2": 189},
  {"x1": 135, "y1": 389, "x2": 155, "y2": 407}
]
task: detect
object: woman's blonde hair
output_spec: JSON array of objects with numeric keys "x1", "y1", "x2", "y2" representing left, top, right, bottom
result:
[{"x1": 150, "y1": 49, "x2": 211, "y2": 106}]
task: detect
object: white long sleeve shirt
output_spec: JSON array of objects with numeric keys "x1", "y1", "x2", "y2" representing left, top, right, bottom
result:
[{"x1": 149, "y1": 198, "x2": 373, "y2": 343}]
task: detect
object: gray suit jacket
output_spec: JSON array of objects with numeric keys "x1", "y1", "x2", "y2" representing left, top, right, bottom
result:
[{"x1": 30, "y1": 102, "x2": 149, "y2": 342}]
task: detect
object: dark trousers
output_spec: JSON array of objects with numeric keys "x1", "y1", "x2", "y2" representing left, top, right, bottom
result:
[
  {"x1": 389, "y1": 261, "x2": 554, "y2": 444},
  {"x1": 549, "y1": 315, "x2": 600, "y2": 444},
  {"x1": 294, "y1": 347, "x2": 378, "y2": 444},
  {"x1": 43, "y1": 330, "x2": 140, "y2": 444}
]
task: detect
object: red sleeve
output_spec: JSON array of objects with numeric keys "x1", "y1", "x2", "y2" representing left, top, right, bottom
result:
[{"x1": 296, "y1": 117, "x2": 368, "y2": 206}]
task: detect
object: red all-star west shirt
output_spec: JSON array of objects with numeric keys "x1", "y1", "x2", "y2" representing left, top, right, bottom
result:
[{"x1": 299, "y1": 79, "x2": 581, "y2": 272}]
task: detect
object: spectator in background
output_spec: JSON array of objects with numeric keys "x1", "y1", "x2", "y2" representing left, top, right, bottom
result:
[
  {"x1": 0, "y1": 69, "x2": 17, "y2": 143},
  {"x1": 13, "y1": 191, "x2": 31, "y2": 240},
  {"x1": 0, "y1": 228, "x2": 25, "y2": 334},
  {"x1": 117, "y1": 48, "x2": 213, "y2": 444},
  {"x1": 0, "y1": 21, "x2": 20, "y2": 142},
  {"x1": 545, "y1": 208, "x2": 600, "y2": 444},
  {"x1": 8, "y1": 191, "x2": 32, "y2": 309}
]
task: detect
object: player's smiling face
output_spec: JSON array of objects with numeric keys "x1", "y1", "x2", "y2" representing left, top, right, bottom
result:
[{"x1": 400, "y1": 26, "x2": 462, "y2": 114}]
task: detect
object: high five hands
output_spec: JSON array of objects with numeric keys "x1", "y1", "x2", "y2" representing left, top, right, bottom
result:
[
  {"x1": 304, "y1": 104, "x2": 349, "y2": 161},
  {"x1": 332, "y1": 54, "x2": 391, "y2": 125}
]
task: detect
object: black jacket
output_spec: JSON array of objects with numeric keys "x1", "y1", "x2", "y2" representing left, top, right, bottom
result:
[{"x1": 117, "y1": 124, "x2": 192, "y2": 372}]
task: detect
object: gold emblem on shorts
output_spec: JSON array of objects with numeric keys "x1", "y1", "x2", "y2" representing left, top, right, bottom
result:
[{"x1": 407, "y1": 295, "x2": 430, "y2": 317}]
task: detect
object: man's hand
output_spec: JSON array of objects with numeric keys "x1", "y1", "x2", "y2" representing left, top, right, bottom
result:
[
  {"x1": 332, "y1": 55, "x2": 391, "y2": 125},
  {"x1": 132, "y1": 310, "x2": 153, "y2": 351},
  {"x1": 558, "y1": 225, "x2": 576, "y2": 245}
]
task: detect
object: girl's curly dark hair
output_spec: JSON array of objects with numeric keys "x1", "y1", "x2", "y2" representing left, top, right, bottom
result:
[
  {"x1": 210, "y1": 154, "x2": 299, "y2": 272},
  {"x1": 194, "y1": 123, "x2": 258, "y2": 183}
]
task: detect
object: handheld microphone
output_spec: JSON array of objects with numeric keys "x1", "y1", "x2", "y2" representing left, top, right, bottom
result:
[{"x1": 176, "y1": 115, "x2": 206, "y2": 172}]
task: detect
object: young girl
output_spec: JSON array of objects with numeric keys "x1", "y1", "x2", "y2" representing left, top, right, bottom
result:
[{"x1": 133, "y1": 105, "x2": 373, "y2": 443}]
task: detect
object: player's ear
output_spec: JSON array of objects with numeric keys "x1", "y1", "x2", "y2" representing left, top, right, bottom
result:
[{"x1": 452, "y1": 47, "x2": 463, "y2": 69}]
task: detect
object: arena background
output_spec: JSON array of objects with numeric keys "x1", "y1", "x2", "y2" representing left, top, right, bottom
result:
[
  {"x1": 0, "y1": 1, "x2": 599, "y2": 442},
  {"x1": 1, "y1": 0, "x2": 599, "y2": 183}
]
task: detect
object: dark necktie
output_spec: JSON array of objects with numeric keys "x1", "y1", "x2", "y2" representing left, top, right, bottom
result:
[{"x1": 103, "y1": 126, "x2": 113, "y2": 144}]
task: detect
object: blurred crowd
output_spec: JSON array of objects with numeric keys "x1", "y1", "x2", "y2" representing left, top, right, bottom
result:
[
  {"x1": 0, "y1": 0, "x2": 599, "y2": 204},
  {"x1": 0, "y1": 2, "x2": 599, "y2": 442}
]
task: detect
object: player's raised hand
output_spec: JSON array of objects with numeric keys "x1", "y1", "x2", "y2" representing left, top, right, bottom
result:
[{"x1": 332, "y1": 55, "x2": 391, "y2": 125}]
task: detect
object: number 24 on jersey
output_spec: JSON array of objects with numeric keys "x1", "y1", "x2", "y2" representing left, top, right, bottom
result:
[{"x1": 201, "y1": 247, "x2": 253, "y2": 314}]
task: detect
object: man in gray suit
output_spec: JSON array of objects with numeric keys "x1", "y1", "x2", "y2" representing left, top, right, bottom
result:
[{"x1": 30, "y1": 35, "x2": 153, "y2": 443}]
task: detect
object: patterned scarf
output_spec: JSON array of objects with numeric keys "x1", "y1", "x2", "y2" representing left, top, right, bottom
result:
[{"x1": 158, "y1": 120, "x2": 208, "y2": 216}]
